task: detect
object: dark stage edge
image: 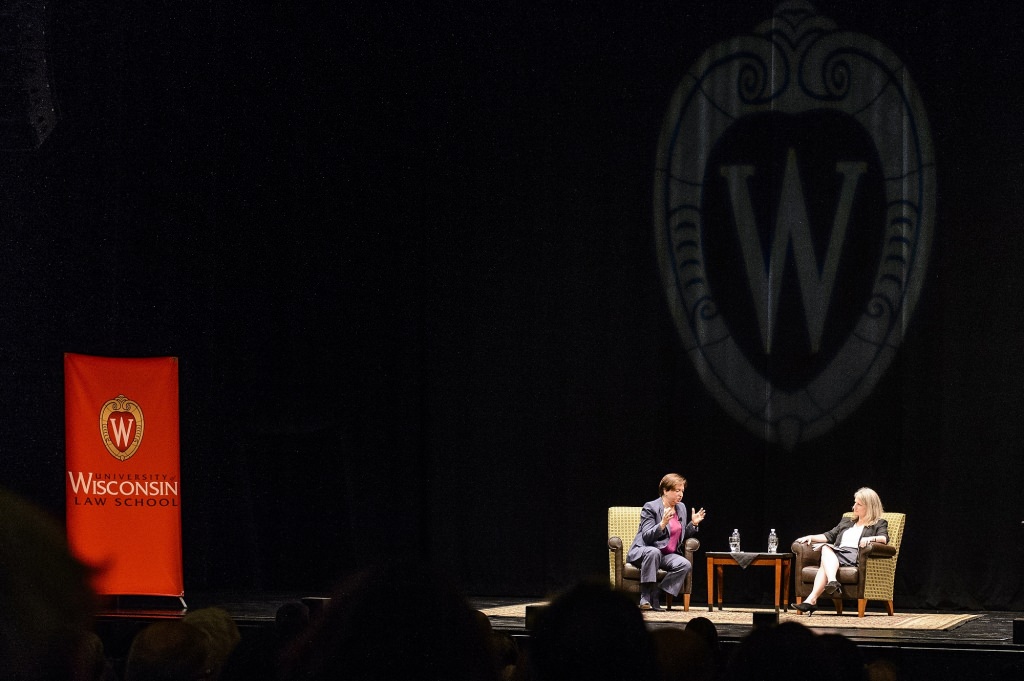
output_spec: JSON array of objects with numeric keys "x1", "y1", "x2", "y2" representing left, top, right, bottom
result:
[{"x1": 95, "y1": 594, "x2": 1024, "y2": 680}]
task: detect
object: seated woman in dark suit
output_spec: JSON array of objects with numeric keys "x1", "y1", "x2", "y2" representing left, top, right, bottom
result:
[
  {"x1": 626, "y1": 473, "x2": 706, "y2": 611},
  {"x1": 791, "y1": 487, "x2": 888, "y2": 614}
]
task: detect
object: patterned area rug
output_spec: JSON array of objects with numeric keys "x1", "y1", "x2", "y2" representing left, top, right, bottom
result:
[{"x1": 479, "y1": 603, "x2": 979, "y2": 631}]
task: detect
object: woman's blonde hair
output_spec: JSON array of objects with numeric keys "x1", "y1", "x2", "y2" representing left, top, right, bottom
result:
[{"x1": 855, "y1": 487, "x2": 884, "y2": 523}]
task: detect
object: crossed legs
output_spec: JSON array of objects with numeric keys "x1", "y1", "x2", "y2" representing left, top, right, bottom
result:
[{"x1": 805, "y1": 545, "x2": 841, "y2": 606}]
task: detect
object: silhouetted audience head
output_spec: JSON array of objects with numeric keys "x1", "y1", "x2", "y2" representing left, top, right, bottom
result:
[
  {"x1": 182, "y1": 607, "x2": 241, "y2": 680},
  {"x1": 491, "y1": 631, "x2": 520, "y2": 681},
  {"x1": 725, "y1": 621, "x2": 826, "y2": 681},
  {"x1": 124, "y1": 620, "x2": 210, "y2": 681},
  {"x1": 220, "y1": 601, "x2": 314, "y2": 681},
  {"x1": 522, "y1": 580, "x2": 657, "y2": 681},
  {"x1": 280, "y1": 564, "x2": 501, "y2": 681},
  {"x1": 820, "y1": 633, "x2": 867, "y2": 681},
  {"x1": 274, "y1": 601, "x2": 310, "y2": 643},
  {"x1": 685, "y1": 616, "x2": 719, "y2": 652},
  {"x1": 79, "y1": 631, "x2": 117, "y2": 681},
  {"x1": 472, "y1": 608, "x2": 520, "y2": 679},
  {"x1": 651, "y1": 626, "x2": 715, "y2": 681},
  {"x1": 0, "y1": 487, "x2": 96, "y2": 681}
]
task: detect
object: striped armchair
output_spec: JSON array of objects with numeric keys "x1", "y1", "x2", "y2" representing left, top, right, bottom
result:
[
  {"x1": 793, "y1": 511, "x2": 906, "y2": 617},
  {"x1": 607, "y1": 506, "x2": 699, "y2": 610}
]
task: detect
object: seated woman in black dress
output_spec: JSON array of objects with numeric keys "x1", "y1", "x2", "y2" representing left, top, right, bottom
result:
[{"x1": 791, "y1": 487, "x2": 888, "y2": 614}]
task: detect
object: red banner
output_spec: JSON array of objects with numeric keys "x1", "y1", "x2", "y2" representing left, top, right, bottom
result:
[{"x1": 64, "y1": 353, "x2": 183, "y2": 596}]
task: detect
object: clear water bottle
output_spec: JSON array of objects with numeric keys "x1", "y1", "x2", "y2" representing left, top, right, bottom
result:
[
  {"x1": 768, "y1": 528, "x2": 778, "y2": 553},
  {"x1": 729, "y1": 528, "x2": 741, "y2": 552}
]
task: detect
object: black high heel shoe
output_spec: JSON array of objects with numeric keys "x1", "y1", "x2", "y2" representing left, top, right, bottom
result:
[
  {"x1": 823, "y1": 580, "x2": 843, "y2": 597},
  {"x1": 792, "y1": 602, "x2": 817, "y2": 614}
]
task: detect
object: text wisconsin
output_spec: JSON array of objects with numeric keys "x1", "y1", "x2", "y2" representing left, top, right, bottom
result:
[{"x1": 67, "y1": 471, "x2": 179, "y2": 497}]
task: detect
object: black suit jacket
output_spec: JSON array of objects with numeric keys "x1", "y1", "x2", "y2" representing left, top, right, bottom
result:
[{"x1": 823, "y1": 517, "x2": 888, "y2": 546}]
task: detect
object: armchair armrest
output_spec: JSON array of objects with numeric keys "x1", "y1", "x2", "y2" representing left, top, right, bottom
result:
[
  {"x1": 859, "y1": 542, "x2": 897, "y2": 559},
  {"x1": 684, "y1": 538, "x2": 700, "y2": 553},
  {"x1": 608, "y1": 536, "x2": 625, "y2": 588},
  {"x1": 792, "y1": 541, "x2": 895, "y2": 565},
  {"x1": 791, "y1": 541, "x2": 821, "y2": 568}
]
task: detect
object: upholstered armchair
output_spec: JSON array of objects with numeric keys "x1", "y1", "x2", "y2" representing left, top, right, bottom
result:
[
  {"x1": 607, "y1": 506, "x2": 699, "y2": 611},
  {"x1": 793, "y1": 512, "x2": 906, "y2": 617}
]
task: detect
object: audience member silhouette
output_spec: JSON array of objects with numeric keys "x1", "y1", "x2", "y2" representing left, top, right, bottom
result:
[
  {"x1": 0, "y1": 486, "x2": 97, "y2": 681},
  {"x1": 182, "y1": 607, "x2": 242, "y2": 681},
  {"x1": 123, "y1": 620, "x2": 210, "y2": 681},
  {"x1": 819, "y1": 632, "x2": 867, "y2": 681},
  {"x1": 724, "y1": 621, "x2": 827, "y2": 681},
  {"x1": 220, "y1": 601, "x2": 311, "y2": 681},
  {"x1": 518, "y1": 580, "x2": 658, "y2": 681},
  {"x1": 80, "y1": 630, "x2": 119, "y2": 681},
  {"x1": 274, "y1": 601, "x2": 311, "y2": 644},
  {"x1": 280, "y1": 564, "x2": 501, "y2": 681},
  {"x1": 684, "y1": 616, "x2": 724, "y2": 673},
  {"x1": 651, "y1": 626, "x2": 715, "y2": 681},
  {"x1": 472, "y1": 607, "x2": 521, "y2": 680},
  {"x1": 684, "y1": 617, "x2": 718, "y2": 651},
  {"x1": 491, "y1": 630, "x2": 521, "y2": 681}
]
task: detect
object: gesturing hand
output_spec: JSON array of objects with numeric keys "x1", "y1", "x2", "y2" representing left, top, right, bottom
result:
[
  {"x1": 660, "y1": 505, "x2": 676, "y2": 528},
  {"x1": 691, "y1": 507, "x2": 707, "y2": 526}
]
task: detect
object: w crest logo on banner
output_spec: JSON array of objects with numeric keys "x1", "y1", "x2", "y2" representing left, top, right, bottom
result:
[
  {"x1": 100, "y1": 395, "x2": 145, "y2": 461},
  {"x1": 653, "y1": 1, "x2": 934, "y2": 449}
]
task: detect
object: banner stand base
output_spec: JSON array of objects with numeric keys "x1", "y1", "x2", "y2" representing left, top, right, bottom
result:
[{"x1": 101, "y1": 594, "x2": 188, "y2": 612}]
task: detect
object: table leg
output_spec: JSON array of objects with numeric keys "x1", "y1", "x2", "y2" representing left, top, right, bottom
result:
[
  {"x1": 715, "y1": 565, "x2": 724, "y2": 610},
  {"x1": 773, "y1": 558, "x2": 782, "y2": 612},
  {"x1": 782, "y1": 557, "x2": 791, "y2": 612},
  {"x1": 706, "y1": 556, "x2": 714, "y2": 612}
]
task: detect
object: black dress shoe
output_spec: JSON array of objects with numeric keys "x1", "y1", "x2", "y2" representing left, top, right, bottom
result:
[
  {"x1": 792, "y1": 602, "x2": 817, "y2": 614},
  {"x1": 824, "y1": 580, "x2": 843, "y2": 597}
]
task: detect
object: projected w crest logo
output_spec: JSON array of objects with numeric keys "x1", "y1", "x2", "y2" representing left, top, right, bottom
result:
[{"x1": 654, "y1": 1, "x2": 934, "y2": 448}]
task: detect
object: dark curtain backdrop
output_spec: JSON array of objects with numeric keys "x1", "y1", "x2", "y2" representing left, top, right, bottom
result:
[{"x1": 0, "y1": 1, "x2": 1021, "y2": 609}]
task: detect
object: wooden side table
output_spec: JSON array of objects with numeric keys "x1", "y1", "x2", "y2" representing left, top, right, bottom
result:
[{"x1": 706, "y1": 551, "x2": 793, "y2": 613}]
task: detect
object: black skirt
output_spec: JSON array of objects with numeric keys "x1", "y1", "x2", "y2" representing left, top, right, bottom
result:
[{"x1": 827, "y1": 545, "x2": 860, "y2": 566}]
